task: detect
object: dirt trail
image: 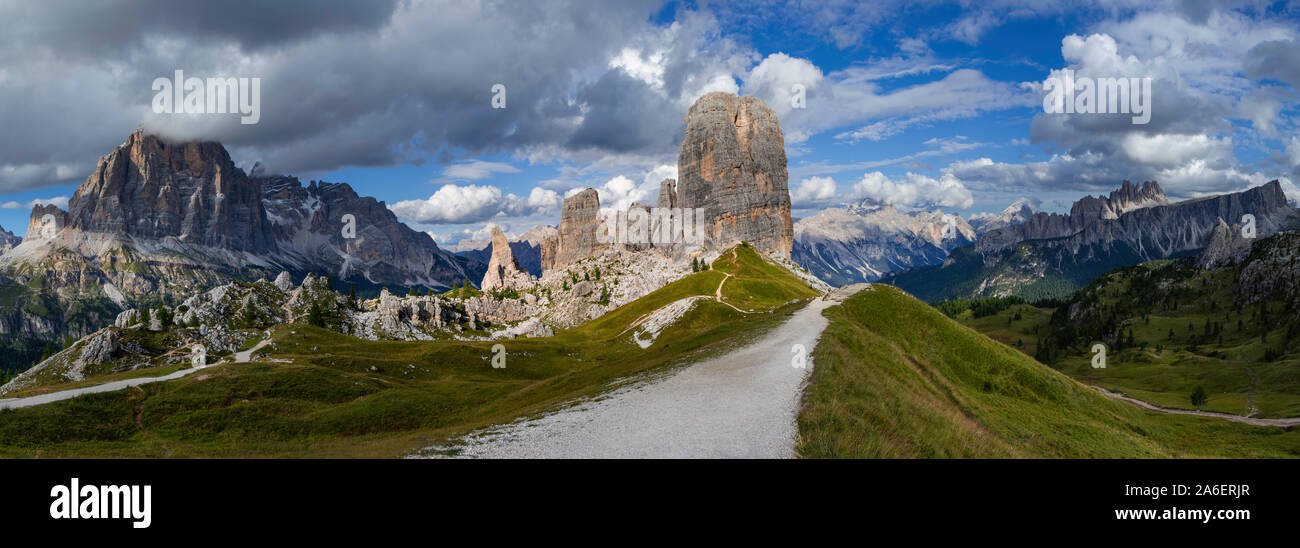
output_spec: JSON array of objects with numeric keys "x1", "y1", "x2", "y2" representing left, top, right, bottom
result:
[
  {"x1": 1091, "y1": 385, "x2": 1300, "y2": 427},
  {"x1": 0, "y1": 334, "x2": 273, "y2": 411}
]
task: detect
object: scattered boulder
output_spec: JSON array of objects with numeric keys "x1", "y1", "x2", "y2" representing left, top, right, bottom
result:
[
  {"x1": 571, "y1": 280, "x2": 595, "y2": 299},
  {"x1": 114, "y1": 309, "x2": 140, "y2": 328},
  {"x1": 274, "y1": 271, "x2": 295, "y2": 291}
]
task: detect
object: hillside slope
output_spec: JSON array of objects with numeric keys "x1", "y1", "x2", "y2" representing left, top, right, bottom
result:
[
  {"x1": 0, "y1": 245, "x2": 820, "y2": 457},
  {"x1": 797, "y1": 285, "x2": 1300, "y2": 458}
]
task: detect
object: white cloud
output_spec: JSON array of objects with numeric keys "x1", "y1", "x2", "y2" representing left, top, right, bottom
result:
[
  {"x1": 743, "y1": 53, "x2": 825, "y2": 118},
  {"x1": 791, "y1": 176, "x2": 837, "y2": 205},
  {"x1": 593, "y1": 174, "x2": 654, "y2": 211},
  {"x1": 1, "y1": 196, "x2": 69, "y2": 209},
  {"x1": 1287, "y1": 137, "x2": 1300, "y2": 173},
  {"x1": 610, "y1": 47, "x2": 667, "y2": 89},
  {"x1": 852, "y1": 171, "x2": 973, "y2": 209},
  {"x1": 436, "y1": 160, "x2": 522, "y2": 182},
  {"x1": 1119, "y1": 133, "x2": 1233, "y2": 169},
  {"x1": 526, "y1": 187, "x2": 560, "y2": 209},
  {"x1": 642, "y1": 164, "x2": 678, "y2": 188},
  {"x1": 390, "y1": 183, "x2": 558, "y2": 225}
]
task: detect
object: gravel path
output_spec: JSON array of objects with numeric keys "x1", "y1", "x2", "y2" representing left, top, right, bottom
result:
[
  {"x1": 1091, "y1": 385, "x2": 1300, "y2": 427},
  {"x1": 0, "y1": 367, "x2": 201, "y2": 410},
  {"x1": 0, "y1": 335, "x2": 271, "y2": 411},
  {"x1": 417, "y1": 284, "x2": 871, "y2": 459}
]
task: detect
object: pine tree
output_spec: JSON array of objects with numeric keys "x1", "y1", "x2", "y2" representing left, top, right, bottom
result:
[
  {"x1": 308, "y1": 302, "x2": 325, "y2": 328},
  {"x1": 240, "y1": 304, "x2": 259, "y2": 329}
]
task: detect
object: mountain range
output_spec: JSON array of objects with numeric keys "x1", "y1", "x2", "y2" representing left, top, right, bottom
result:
[
  {"x1": 883, "y1": 180, "x2": 1300, "y2": 302},
  {"x1": 792, "y1": 200, "x2": 977, "y2": 286},
  {"x1": 0, "y1": 129, "x2": 478, "y2": 365}
]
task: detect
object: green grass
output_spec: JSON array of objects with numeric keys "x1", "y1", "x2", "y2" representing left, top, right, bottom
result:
[
  {"x1": 713, "y1": 244, "x2": 820, "y2": 311},
  {"x1": 952, "y1": 256, "x2": 1300, "y2": 419},
  {"x1": 798, "y1": 285, "x2": 1300, "y2": 458},
  {"x1": 440, "y1": 284, "x2": 482, "y2": 299},
  {"x1": 0, "y1": 245, "x2": 818, "y2": 458}
]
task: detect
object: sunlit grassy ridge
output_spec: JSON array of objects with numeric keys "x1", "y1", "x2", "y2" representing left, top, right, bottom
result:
[{"x1": 798, "y1": 285, "x2": 1300, "y2": 458}]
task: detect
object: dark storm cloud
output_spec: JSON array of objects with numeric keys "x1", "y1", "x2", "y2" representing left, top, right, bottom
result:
[
  {"x1": 0, "y1": 0, "x2": 402, "y2": 57},
  {"x1": 1244, "y1": 39, "x2": 1300, "y2": 88},
  {"x1": 567, "y1": 69, "x2": 683, "y2": 153},
  {"x1": 0, "y1": 0, "x2": 671, "y2": 192}
]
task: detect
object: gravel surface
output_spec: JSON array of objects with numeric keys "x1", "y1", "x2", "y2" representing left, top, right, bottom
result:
[
  {"x1": 417, "y1": 284, "x2": 870, "y2": 459},
  {"x1": 0, "y1": 367, "x2": 200, "y2": 410}
]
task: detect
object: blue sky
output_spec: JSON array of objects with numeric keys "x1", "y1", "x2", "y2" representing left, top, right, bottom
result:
[{"x1": 1, "y1": 0, "x2": 1298, "y2": 243}]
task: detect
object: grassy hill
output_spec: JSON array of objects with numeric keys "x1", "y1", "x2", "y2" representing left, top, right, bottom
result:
[
  {"x1": 0, "y1": 246, "x2": 818, "y2": 457},
  {"x1": 937, "y1": 235, "x2": 1300, "y2": 420},
  {"x1": 798, "y1": 284, "x2": 1300, "y2": 458}
]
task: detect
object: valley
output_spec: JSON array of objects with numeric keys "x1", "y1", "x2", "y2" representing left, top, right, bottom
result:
[{"x1": 943, "y1": 231, "x2": 1300, "y2": 421}]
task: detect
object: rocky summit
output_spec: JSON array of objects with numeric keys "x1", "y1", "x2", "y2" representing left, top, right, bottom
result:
[
  {"x1": 259, "y1": 175, "x2": 466, "y2": 288},
  {"x1": 977, "y1": 180, "x2": 1170, "y2": 254},
  {"x1": 67, "y1": 130, "x2": 276, "y2": 252},
  {"x1": 536, "y1": 93, "x2": 796, "y2": 272},
  {"x1": 0, "y1": 129, "x2": 471, "y2": 352},
  {"x1": 0, "y1": 225, "x2": 20, "y2": 253},
  {"x1": 677, "y1": 92, "x2": 793, "y2": 258},
  {"x1": 1196, "y1": 217, "x2": 1254, "y2": 270},
  {"x1": 543, "y1": 188, "x2": 607, "y2": 273}
]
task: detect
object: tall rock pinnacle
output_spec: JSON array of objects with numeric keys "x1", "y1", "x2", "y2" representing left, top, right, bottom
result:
[
  {"x1": 676, "y1": 92, "x2": 794, "y2": 257},
  {"x1": 544, "y1": 188, "x2": 607, "y2": 272},
  {"x1": 480, "y1": 226, "x2": 533, "y2": 291}
]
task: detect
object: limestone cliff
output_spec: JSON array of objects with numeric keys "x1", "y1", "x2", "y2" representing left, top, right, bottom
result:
[{"x1": 676, "y1": 92, "x2": 793, "y2": 257}]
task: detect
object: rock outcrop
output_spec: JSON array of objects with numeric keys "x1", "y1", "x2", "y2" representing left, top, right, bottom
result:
[
  {"x1": 1197, "y1": 217, "x2": 1253, "y2": 269},
  {"x1": 657, "y1": 179, "x2": 677, "y2": 209},
  {"x1": 454, "y1": 225, "x2": 555, "y2": 278},
  {"x1": 0, "y1": 225, "x2": 20, "y2": 253},
  {"x1": 545, "y1": 188, "x2": 607, "y2": 273},
  {"x1": 0, "y1": 130, "x2": 471, "y2": 348},
  {"x1": 24, "y1": 204, "x2": 69, "y2": 240},
  {"x1": 480, "y1": 226, "x2": 534, "y2": 291},
  {"x1": 677, "y1": 92, "x2": 793, "y2": 257}
]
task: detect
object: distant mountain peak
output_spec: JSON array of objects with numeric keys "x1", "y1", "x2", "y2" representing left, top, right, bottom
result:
[
  {"x1": 968, "y1": 196, "x2": 1039, "y2": 235},
  {"x1": 792, "y1": 204, "x2": 976, "y2": 285},
  {"x1": 4, "y1": 130, "x2": 471, "y2": 296}
]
